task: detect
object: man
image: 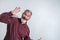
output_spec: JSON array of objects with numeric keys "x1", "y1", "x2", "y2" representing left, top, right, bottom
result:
[{"x1": 0, "y1": 7, "x2": 32, "y2": 40}]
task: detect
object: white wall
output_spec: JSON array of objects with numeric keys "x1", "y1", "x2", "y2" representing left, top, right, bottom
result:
[{"x1": 0, "y1": 0, "x2": 60, "y2": 40}]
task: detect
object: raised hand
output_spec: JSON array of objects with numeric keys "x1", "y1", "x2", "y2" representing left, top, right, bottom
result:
[{"x1": 11, "y1": 7, "x2": 20, "y2": 15}]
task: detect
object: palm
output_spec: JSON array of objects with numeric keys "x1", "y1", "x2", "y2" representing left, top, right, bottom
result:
[{"x1": 12, "y1": 7, "x2": 20, "y2": 14}]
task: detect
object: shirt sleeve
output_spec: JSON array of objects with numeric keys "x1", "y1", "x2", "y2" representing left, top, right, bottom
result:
[{"x1": 0, "y1": 11, "x2": 13, "y2": 24}]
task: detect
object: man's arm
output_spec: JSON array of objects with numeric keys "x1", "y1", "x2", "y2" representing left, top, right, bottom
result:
[
  {"x1": 0, "y1": 11, "x2": 13, "y2": 24},
  {"x1": 0, "y1": 7, "x2": 20, "y2": 24}
]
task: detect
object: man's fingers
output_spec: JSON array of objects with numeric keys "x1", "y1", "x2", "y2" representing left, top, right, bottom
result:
[
  {"x1": 16, "y1": 7, "x2": 20, "y2": 9},
  {"x1": 11, "y1": 7, "x2": 21, "y2": 14}
]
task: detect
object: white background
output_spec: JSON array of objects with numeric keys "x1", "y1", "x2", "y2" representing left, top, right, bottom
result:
[{"x1": 0, "y1": 0, "x2": 60, "y2": 40}]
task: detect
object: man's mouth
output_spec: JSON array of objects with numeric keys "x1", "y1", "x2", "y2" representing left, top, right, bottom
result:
[{"x1": 22, "y1": 17, "x2": 28, "y2": 20}]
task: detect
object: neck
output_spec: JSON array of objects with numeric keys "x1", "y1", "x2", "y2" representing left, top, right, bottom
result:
[{"x1": 21, "y1": 18, "x2": 27, "y2": 24}]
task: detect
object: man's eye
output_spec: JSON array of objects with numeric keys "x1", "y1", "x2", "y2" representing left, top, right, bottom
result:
[{"x1": 24, "y1": 13, "x2": 26, "y2": 15}]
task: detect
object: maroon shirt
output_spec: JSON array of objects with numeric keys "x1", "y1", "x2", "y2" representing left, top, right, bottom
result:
[{"x1": 0, "y1": 12, "x2": 31, "y2": 40}]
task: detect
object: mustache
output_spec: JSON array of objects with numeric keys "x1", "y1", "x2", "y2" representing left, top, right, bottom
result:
[{"x1": 22, "y1": 17, "x2": 27, "y2": 20}]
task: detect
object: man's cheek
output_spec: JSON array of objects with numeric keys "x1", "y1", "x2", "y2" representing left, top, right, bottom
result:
[{"x1": 26, "y1": 17, "x2": 30, "y2": 20}]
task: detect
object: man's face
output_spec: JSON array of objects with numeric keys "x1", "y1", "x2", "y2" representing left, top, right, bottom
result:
[{"x1": 22, "y1": 11, "x2": 32, "y2": 21}]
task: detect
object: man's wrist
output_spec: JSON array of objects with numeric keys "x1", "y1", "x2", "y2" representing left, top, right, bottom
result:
[
  {"x1": 11, "y1": 10, "x2": 16, "y2": 15},
  {"x1": 10, "y1": 11, "x2": 14, "y2": 15}
]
